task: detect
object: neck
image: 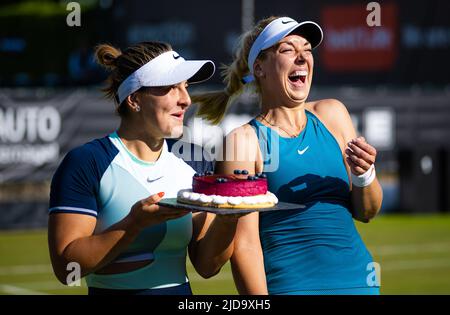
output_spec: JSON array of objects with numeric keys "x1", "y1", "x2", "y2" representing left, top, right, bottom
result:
[
  {"x1": 116, "y1": 120, "x2": 164, "y2": 162},
  {"x1": 259, "y1": 101, "x2": 307, "y2": 130}
]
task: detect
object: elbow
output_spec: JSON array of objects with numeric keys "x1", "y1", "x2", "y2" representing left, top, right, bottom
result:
[
  {"x1": 198, "y1": 269, "x2": 220, "y2": 279},
  {"x1": 352, "y1": 200, "x2": 382, "y2": 223},
  {"x1": 360, "y1": 216, "x2": 372, "y2": 224},
  {"x1": 365, "y1": 202, "x2": 382, "y2": 222},
  {"x1": 365, "y1": 212, "x2": 377, "y2": 223},
  {"x1": 50, "y1": 255, "x2": 88, "y2": 286},
  {"x1": 51, "y1": 262, "x2": 71, "y2": 285},
  {"x1": 52, "y1": 263, "x2": 88, "y2": 286},
  {"x1": 352, "y1": 209, "x2": 376, "y2": 223},
  {"x1": 49, "y1": 250, "x2": 71, "y2": 285},
  {"x1": 192, "y1": 258, "x2": 221, "y2": 279},
  {"x1": 54, "y1": 271, "x2": 70, "y2": 286},
  {"x1": 195, "y1": 263, "x2": 221, "y2": 279},
  {"x1": 360, "y1": 207, "x2": 380, "y2": 223}
]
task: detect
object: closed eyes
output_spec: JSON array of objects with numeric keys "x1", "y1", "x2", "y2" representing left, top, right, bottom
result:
[{"x1": 279, "y1": 47, "x2": 312, "y2": 54}]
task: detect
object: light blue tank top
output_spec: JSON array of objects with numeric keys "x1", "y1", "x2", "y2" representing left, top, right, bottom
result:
[{"x1": 249, "y1": 110, "x2": 379, "y2": 294}]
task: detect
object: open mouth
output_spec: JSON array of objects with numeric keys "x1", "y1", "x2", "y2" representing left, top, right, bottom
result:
[
  {"x1": 288, "y1": 70, "x2": 308, "y2": 85},
  {"x1": 171, "y1": 111, "x2": 184, "y2": 120}
]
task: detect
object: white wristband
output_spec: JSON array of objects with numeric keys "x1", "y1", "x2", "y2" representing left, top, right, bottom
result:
[{"x1": 351, "y1": 164, "x2": 376, "y2": 187}]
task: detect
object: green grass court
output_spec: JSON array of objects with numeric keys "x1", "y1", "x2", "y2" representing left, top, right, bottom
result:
[{"x1": 1, "y1": 214, "x2": 450, "y2": 295}]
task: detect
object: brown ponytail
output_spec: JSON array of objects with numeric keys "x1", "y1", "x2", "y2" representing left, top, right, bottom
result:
[
  {"x1": 95, "y1": 44, "x2": 121, "y2": 70},
  {"x1": 192, "y1": 16, "x2": 279, "y2": 125},
  {"x1": 95, "y1": 44, "x2": 122, "y2": 101},
  {"x1": 94, "y1": 41, "x2": 172, "y2": 116}
]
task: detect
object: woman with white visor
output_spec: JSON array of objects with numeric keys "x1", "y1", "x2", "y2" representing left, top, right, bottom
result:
[
  {"x1": 48, "y1": 41, "x2": 241, "y2": 295},
  {"x1": 193, "y1": 17, "x2": 383, "y2": 294}
]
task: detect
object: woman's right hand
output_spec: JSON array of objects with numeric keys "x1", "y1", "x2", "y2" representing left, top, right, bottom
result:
[{"x1": 128, "y1": 192, "x2": 190, "y2": 230}]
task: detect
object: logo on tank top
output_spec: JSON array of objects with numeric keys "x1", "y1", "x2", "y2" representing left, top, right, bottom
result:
[{"x1": 297, "y1": 146, "x2": 309, "y2": 155}]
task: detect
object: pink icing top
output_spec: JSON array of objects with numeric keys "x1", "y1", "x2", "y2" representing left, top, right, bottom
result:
[{"x1": 192, "y1": 175, "x2": 268, "y2": 197}]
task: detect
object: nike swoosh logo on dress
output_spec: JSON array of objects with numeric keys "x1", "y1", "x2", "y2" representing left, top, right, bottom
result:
[{"x1": 297, "y1": 146, "x2": 309, "y2": 155}]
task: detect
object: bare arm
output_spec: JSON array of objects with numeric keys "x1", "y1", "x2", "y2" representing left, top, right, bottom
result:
[
  {"x1": 345, "y1": 137, "x2": 383, "y2": 222},
  {"x1": 48, "y1": 193, "x2": 189, "y2": 284},
  {"x1": 215, "y1": 125, "x2": 268, "y2": 294},
  {"x1": 313, "y1": 99, "x2": 383, "y2": 222},
  {"x1": 188, "y1": 126, "x2": 261, "y2": 279},
  {"x1": 231, "y1": 212, "x2": 268, "y2": 294},
  {"x1": 188, "y1": 212, "x2": 239, "y2": 279},
  {"x1": 48, "y1": 212, "x2": 140, "y2": 284}
]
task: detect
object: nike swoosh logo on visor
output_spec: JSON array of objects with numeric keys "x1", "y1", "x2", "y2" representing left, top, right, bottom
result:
[
  {"x1": 281, "y1": 20, "x2": 295, "y2": 24},
  {"x1": 173, "y1": 54, "x2": 181, "y2": 59}
]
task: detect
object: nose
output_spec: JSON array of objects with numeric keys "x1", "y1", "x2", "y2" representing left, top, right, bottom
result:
[
  {"x1": 178, "y1": 84, "x2": 191, "y2": 108},
  {"x1": 295, "y1": 53, "x2": 306, "y2": 64}
]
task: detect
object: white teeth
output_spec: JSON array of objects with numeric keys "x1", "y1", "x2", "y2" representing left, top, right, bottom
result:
[{"x1": 290, "y1": 70, "x2": 308, "y2": 77}]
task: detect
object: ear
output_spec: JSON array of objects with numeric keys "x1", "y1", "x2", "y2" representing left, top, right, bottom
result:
[
  {"x1": 125, "y1": 93, "x2": 140, "y2": 112},
  {"x1": 253, "y1": 62, "x2": 265, "y2": 78}
]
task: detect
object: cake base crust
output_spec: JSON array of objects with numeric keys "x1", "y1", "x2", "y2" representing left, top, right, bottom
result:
[{"x1": 176, "y1": 189, "x2": 278, "y2": 209}]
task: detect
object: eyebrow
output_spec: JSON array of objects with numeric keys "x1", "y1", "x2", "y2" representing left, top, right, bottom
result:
[{"x1": 277, "y1": 40, "x2": 312, "y2": 48}]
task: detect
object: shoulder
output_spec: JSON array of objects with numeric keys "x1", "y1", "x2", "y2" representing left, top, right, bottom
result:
[
  {"x1": 306, "y1": 99, "x2": 356, "y2": 144},
  {"x1": 307, "y1": 98, "x2": 350, "y2": 122},
  {"x1": 226, "y1": 123, "x2": 259, "y2": 145},
  {"x1": 65, "y1": 137, "x2": 116, "y2": 164},
  {"x1": 219, "y1": 123, "x2": 261, "y2": 165},
  {"x1": 49, "y1": 137, "x2": 117, "y2": 214},
  {"x1": 225, "y1": 123, "x2": 260, "y2": 150},
  {"x1": 55, "y1": 137, "x2": 118, "y2": 182}
]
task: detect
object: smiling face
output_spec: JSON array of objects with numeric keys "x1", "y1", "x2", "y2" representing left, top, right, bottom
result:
[
  {"x1": 254, "y1": 34, "x2": 314, "y2": 106},
  {"x1": 131, "y1": 81, "x2": 191, "y2": 139}
]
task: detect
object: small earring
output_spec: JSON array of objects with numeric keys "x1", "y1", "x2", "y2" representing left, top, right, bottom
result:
[{"x1": 135, "y1": 106, "x2": 141, "y2": 112}]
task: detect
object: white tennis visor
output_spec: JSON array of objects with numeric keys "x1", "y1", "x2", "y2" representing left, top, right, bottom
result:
[
  {"x1": 243, "y1": 17, "x2": 323, "y2": 84},
  {"x1": 117, "y1": 50, "x2": 215, "y2": 104}
]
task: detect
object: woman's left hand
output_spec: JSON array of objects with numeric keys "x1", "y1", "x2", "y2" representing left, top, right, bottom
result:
[{"x1": 345, "y1": 136, "x2": 377, "y2": 175}]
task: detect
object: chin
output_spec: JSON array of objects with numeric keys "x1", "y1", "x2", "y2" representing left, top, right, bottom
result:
[
  {"x1": 286, "y1": 85, "x2": 310, "y2": 102},
  {"x1": 288, "y1": 93, "x2": 309, "y2": 103},
  {"x1": 166, "y1": 125, "x2": 184, "y2": 139}
]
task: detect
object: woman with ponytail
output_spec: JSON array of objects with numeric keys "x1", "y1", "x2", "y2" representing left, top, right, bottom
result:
[
  {"x1": 193, "y1": 16, "x2": 383, "y2": 295},
  {"x1": 48, "y1": 41, "x2": 241, "y2": 295}
]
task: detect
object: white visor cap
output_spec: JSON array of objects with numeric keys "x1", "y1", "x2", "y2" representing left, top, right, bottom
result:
[
  {"x1": 117, "y1": 50, "x2": 215, "y2": 104},
  {"x1": 243, "y1": 17, "x2": 323, "y2": 83}
]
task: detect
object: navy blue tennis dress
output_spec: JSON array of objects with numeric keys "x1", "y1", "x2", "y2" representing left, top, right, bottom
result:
[{"x1": 249, "y1": 110, "x2": 380, "y2": 295}]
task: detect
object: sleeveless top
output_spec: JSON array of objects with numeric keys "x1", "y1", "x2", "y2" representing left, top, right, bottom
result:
[{"x1": 249, "y1": 110, "x2": 379, "y2": 294}]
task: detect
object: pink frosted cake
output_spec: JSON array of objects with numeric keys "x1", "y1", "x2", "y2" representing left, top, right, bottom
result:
[{"x1": 177, "y1": 170, "x2": 278, "y2": 209}]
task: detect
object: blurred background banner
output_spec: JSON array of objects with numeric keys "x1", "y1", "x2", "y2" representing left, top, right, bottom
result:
[
  {"x1": 0, "y1": 89, "x2": 119, "y2": 228},
  {"x1": 0, "y1": 90, "x2": 119, "y2": 182},
  {"x1": 0, "y1": 0, "x2": 450, "y2": 295},
  {"x1": 0, "y1": 0, "x2": 449, "y2": 87}
]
